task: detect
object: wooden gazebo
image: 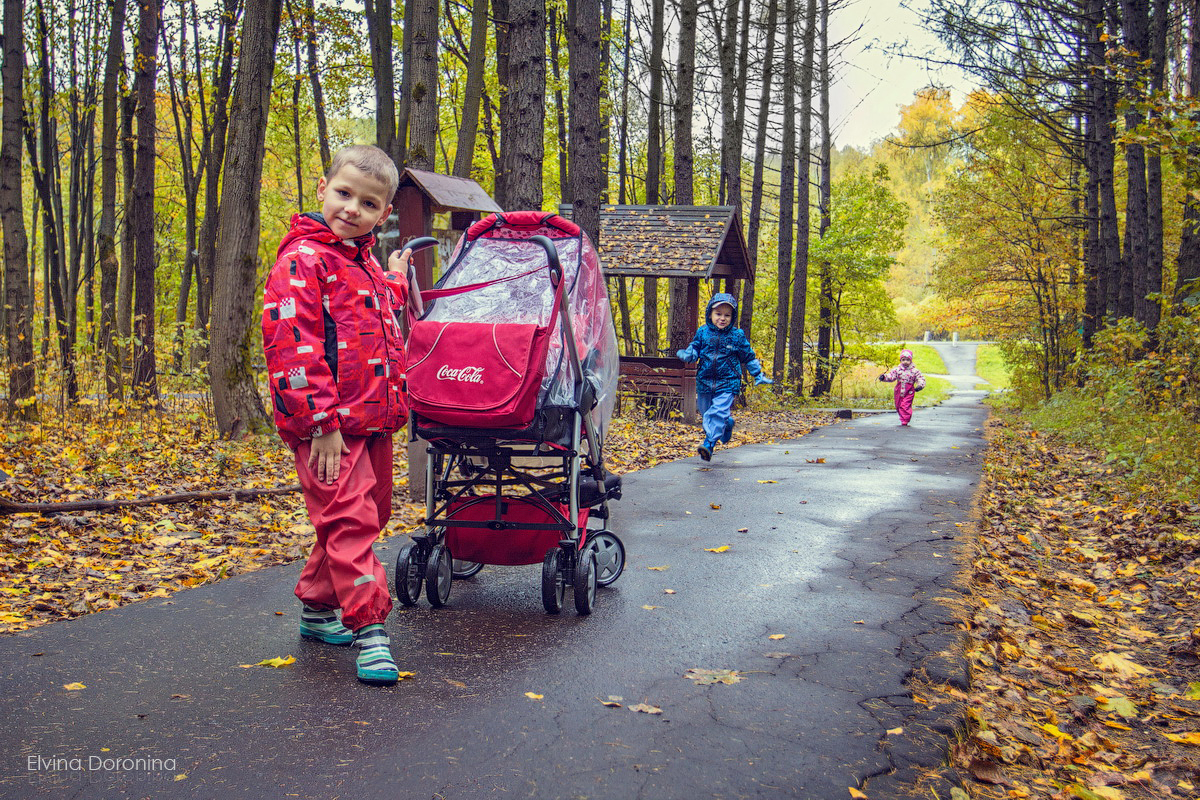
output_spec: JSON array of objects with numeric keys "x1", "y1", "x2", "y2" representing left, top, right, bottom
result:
[
  {"x1": 562, "y1": 204, "x2": 755, "y2": 422},
  {"x1": 386, "y1": 167, "x2": 502, "y2": 291}
]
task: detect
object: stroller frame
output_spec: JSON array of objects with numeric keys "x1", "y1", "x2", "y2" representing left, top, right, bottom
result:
[{"x1": 395, "y1": 229, "x2": 624, "y2": 615}]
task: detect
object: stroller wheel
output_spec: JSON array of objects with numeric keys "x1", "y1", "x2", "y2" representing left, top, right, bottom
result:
[
  {"x1": 451, "y1": 559, "x2": 484, "y2": 579},
  {"x1": 585, "y1": 531, "x2": 625, "y2": 587},
  {"x1": 573, "y1": 549, "x2": 598, "y2": 615},
  {"x1": 425, "y1": 545, "x2": 453, "y2": 608},
  {"x1": 541, "y1": 548, "x2": 566, "y2": 614},
  {"x1": 394, "y1": 541, "x2": 424, "y2": 606}
]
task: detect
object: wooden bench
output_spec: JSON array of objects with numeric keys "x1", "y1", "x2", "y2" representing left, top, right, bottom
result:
[{"x1": 617, "y1": 356, "x2": 697, "y2": 424}]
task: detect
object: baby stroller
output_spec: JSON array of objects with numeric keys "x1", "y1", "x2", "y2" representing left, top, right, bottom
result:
[{"x1": 398, "y1": 211, "x2": 624, "y2": 615}]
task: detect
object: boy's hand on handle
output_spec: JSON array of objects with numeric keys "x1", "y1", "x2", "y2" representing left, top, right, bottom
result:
[
  {"x1": 386, "y1": 246, "x2": 414, "y2": 274},
  {"x1": 676, "y1": 348, "x2": 694, "y2": 363},
  {"x1": 309, "y1": 430, "x2": 349, "y2": 484},
  {"x1": 388, "y1": 246, "x2": 424, "y2": 318},
  {"x1": 754, "y1": 375, "x2": 773, "y2": 385}
]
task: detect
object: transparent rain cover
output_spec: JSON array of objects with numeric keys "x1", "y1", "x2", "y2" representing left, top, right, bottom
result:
[{"x1": 420, "y1": 217, "x2": 619, "y2": 444}]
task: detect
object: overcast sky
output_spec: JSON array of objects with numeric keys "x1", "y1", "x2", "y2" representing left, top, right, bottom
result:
[{"x1": 827, "y1": 0, "x2": 975, "y2": 150}]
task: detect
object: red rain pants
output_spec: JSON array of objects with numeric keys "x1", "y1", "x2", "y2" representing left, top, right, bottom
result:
[
  {"x1": 894, "y1": 384, "x2": 914, "y2": 426},
  {"x1": 292, "y1": 433, "x2": 394, "y2": 631}
]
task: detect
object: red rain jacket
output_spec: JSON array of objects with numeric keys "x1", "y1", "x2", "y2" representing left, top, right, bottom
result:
[{"x1": 262, "y1": 213, "x2": 410, "y2": 449}]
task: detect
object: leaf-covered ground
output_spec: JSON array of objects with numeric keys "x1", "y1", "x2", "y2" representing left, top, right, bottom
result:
[
  {"x1": 0, "y1": 404, "x2": 830, "y2": 633},
  {"x1": 916, "y1": 415, "x2": 1200, "y2": 800}
]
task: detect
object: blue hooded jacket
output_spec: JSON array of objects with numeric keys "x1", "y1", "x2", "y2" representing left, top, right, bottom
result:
[{"x1": 676, "y1": 293, "x2": 767, "y2": 395}]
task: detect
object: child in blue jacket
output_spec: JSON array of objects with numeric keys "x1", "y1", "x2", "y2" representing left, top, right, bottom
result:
[{"x1": 676, "y1": 293, "x2": 773, "y2": 461}]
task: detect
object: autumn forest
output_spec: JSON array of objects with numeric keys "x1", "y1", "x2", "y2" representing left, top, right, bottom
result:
[{"x1": 2, "y1": 0, "x2": 1200, "y2": 796}]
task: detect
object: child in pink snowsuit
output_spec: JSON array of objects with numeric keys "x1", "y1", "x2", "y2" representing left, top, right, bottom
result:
[{"x1": 878, "y1": 349, "x2": 926, "y2": 426}]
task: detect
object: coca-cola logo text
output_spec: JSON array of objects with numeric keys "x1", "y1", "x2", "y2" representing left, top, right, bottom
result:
[{"x1": 436, "y1": 365, "x2": 485, "y2": 383}]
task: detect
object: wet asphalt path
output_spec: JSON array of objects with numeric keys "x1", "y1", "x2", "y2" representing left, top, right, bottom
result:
[{"x1": 0, "y1": 343, "x2": 989, "y2": 799}]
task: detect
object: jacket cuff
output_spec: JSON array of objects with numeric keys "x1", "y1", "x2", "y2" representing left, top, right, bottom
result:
[{"x1": 309, "y1": 412, "x2": 342, "y2": 440}]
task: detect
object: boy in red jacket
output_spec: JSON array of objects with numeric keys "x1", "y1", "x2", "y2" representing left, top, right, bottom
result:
[{"x1": 262, "y1": 144, "x2": 419, "y2": 685}]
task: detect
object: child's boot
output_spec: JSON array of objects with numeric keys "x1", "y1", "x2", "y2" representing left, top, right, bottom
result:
[
  {"x1": 299, "y1": 605, "x2": 353, "y2": 645},
  {"x1": 354, "y1": 623, "x2": 400, "y2": 685},
  {"x1": 697, "y1": 438, "x2": 714, "y2": 462},
  {"x1": 721, "y1": 418, "x2": 734, "y2": 444}
]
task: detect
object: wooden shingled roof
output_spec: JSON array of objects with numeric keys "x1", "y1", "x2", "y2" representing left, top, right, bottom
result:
[{"x1": 560, "y1": 204, "x2": 753, "y2": 280}]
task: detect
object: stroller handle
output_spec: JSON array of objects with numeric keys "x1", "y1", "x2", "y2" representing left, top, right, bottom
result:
[
  {"x1": 529, "y1": 235, "x2": 563, "y2": 286},
  {"x1": 401, "y1": 236, "x2": 439, "y2": 254}
]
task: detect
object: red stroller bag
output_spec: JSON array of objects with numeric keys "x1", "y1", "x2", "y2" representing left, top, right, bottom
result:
[
  {"x1": 405, "y1": 263, "x2": 564, "y2": 429},
  {"x1": 406, "y1": 321, "x2": 550, "y2": 428}
]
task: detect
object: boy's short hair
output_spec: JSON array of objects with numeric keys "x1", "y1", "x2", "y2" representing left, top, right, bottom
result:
[{"x1": 328, "y1": 145, "x2": 400, "y2": 199}]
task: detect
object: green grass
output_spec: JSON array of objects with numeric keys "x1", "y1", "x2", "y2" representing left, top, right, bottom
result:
[
  {"x1": 905, "y1": 344, "x2": 947, "y2": 374},
  {"x1": 1029, "y1": 388, "x2": 1200, "y2": 502},
  {"x1": 974, "y1": 344, "x2": 1011, "y2": 391}
]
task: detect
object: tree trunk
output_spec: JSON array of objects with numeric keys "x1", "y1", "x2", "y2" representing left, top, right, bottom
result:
[
  {"x1": 771, "y1": 0, "x2": 796, "y2": 382},
  {"x1": 131, "y1": 0, "x2": 163, "y2": 403},
  {"x1": 1142, "y1": 0, "x2": 1167, "y2": 330},
  {"x1": 492, "y1": 0, "x2": 511, "y2": 206},
  {"x1": 29, "y1": 3, "x2": 76, "y2": 403},
  {"x1": 98, "y1": 0, "x2": 126, "y2": 402},
  {"x1": 163, "y1": 6, "x2": 204, "y2": 372},
  {"x1": 813, "y1": 0, "x2": 834, "y2": 396},
  {"x1": 567, "y1": 0, "x2": 603, "y2": 245},
  {"x1": 2, "y1": 0, "x2": 36, "y2": 420},
  {"x1": 407, "y1": 0, "x2": 438, "y2": 170},
  {"x1": 645, "y1": 0, "x2": 664, "y2": 204},
  {"x1": 740, "y1": 0, "x2": 779, "y2": 336},
  {"x1": 305, "y1": 0, "x2": 331, "y2": 173},
  {"x1": 118, "y1": 92, "x2": 135, "y2": 353},
  {"x1": 1119, "y1": 0, "x2": 1149, "y2": 323},
  {"x1": 365, "y1": 0, "x2": 398, "y2": 162},
  {"x1": 791, "y1": 0, "x2": 817, "y2": 393},
  {"x1": 550, "y1": 8, "x2": 570, "y2": 199},
  {"x1": 668, "y1": 0, "x2": 697, "y2": 351},
  {"x1": 616, "y1": 0, "x2": 631, "y2": 207},
  {"x1": 209, "y1": 0, "x2": 281, "y2": 438},
  {"x1": 1177, "y1": 0, "x2": 1200, "y2": 308},
  {"x1": 195, "y1": 0, "x2": 240, "y2": 363},
  {"x1": 500, "y1": 0, "x2": 545, "y2": 210},
  {"x1": 717, "y1": 0, "x2": 743, "y2": 208},
  {"x1": 452, "y1": 0, "x2": 490, "y2": 178}
]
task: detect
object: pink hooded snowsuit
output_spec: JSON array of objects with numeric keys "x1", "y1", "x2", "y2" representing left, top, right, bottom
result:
[{"x1": 880, "y1": 349, "x2": 926, "y2": 426}]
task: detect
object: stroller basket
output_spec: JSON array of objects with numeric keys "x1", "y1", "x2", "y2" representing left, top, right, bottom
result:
[{"x1": 396, "y1": 212, "x2": 624, "y2": 615}]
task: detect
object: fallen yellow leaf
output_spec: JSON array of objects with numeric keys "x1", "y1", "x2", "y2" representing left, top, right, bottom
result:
[
  {"x1": 63, "y1": 682, "x2": 86, "y2": 691},
  {"x1": 849, "y1": 788, "x2": 868, "y2": 799},
  {"x1": 1041, "y1": 723, "x2": 1073, "y2": 741},
  {"x1": 1092, "y1": 651, "x2": 1152, "y2": 679},
  {"x1": 757, "y1": 480, "x2": 778, "y2": 484},
  {"x1": 241, "y1": 655, "x2": 296, "y2": 668},
  {"x1": 710, "y1": 503, "x2": 722, "y2": 510},
  {"x1": 1164, "y1": 731, "x2": 1200, "y2": 745},
  {"x1": 769, "y1": 634, "x2": 786, "y2": 640},
  {"x1": 525, "y1": 692, "x2": 544, "y2": 700},
  {"x1": 704, "y1": 545, "x2": 730, "y2": 553},
  {"x1": 628, "y1": 703, "x2": 663, "y2": 714},
  {"x1": 648, "y1": 565, "x2": 670, "y2": 571},
  {"x1": 642, "y1": 605, "x2": 660, "y2": 610},
  {"x1": 887, "y1": 727, "x2": 903, "y2": 735}
]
